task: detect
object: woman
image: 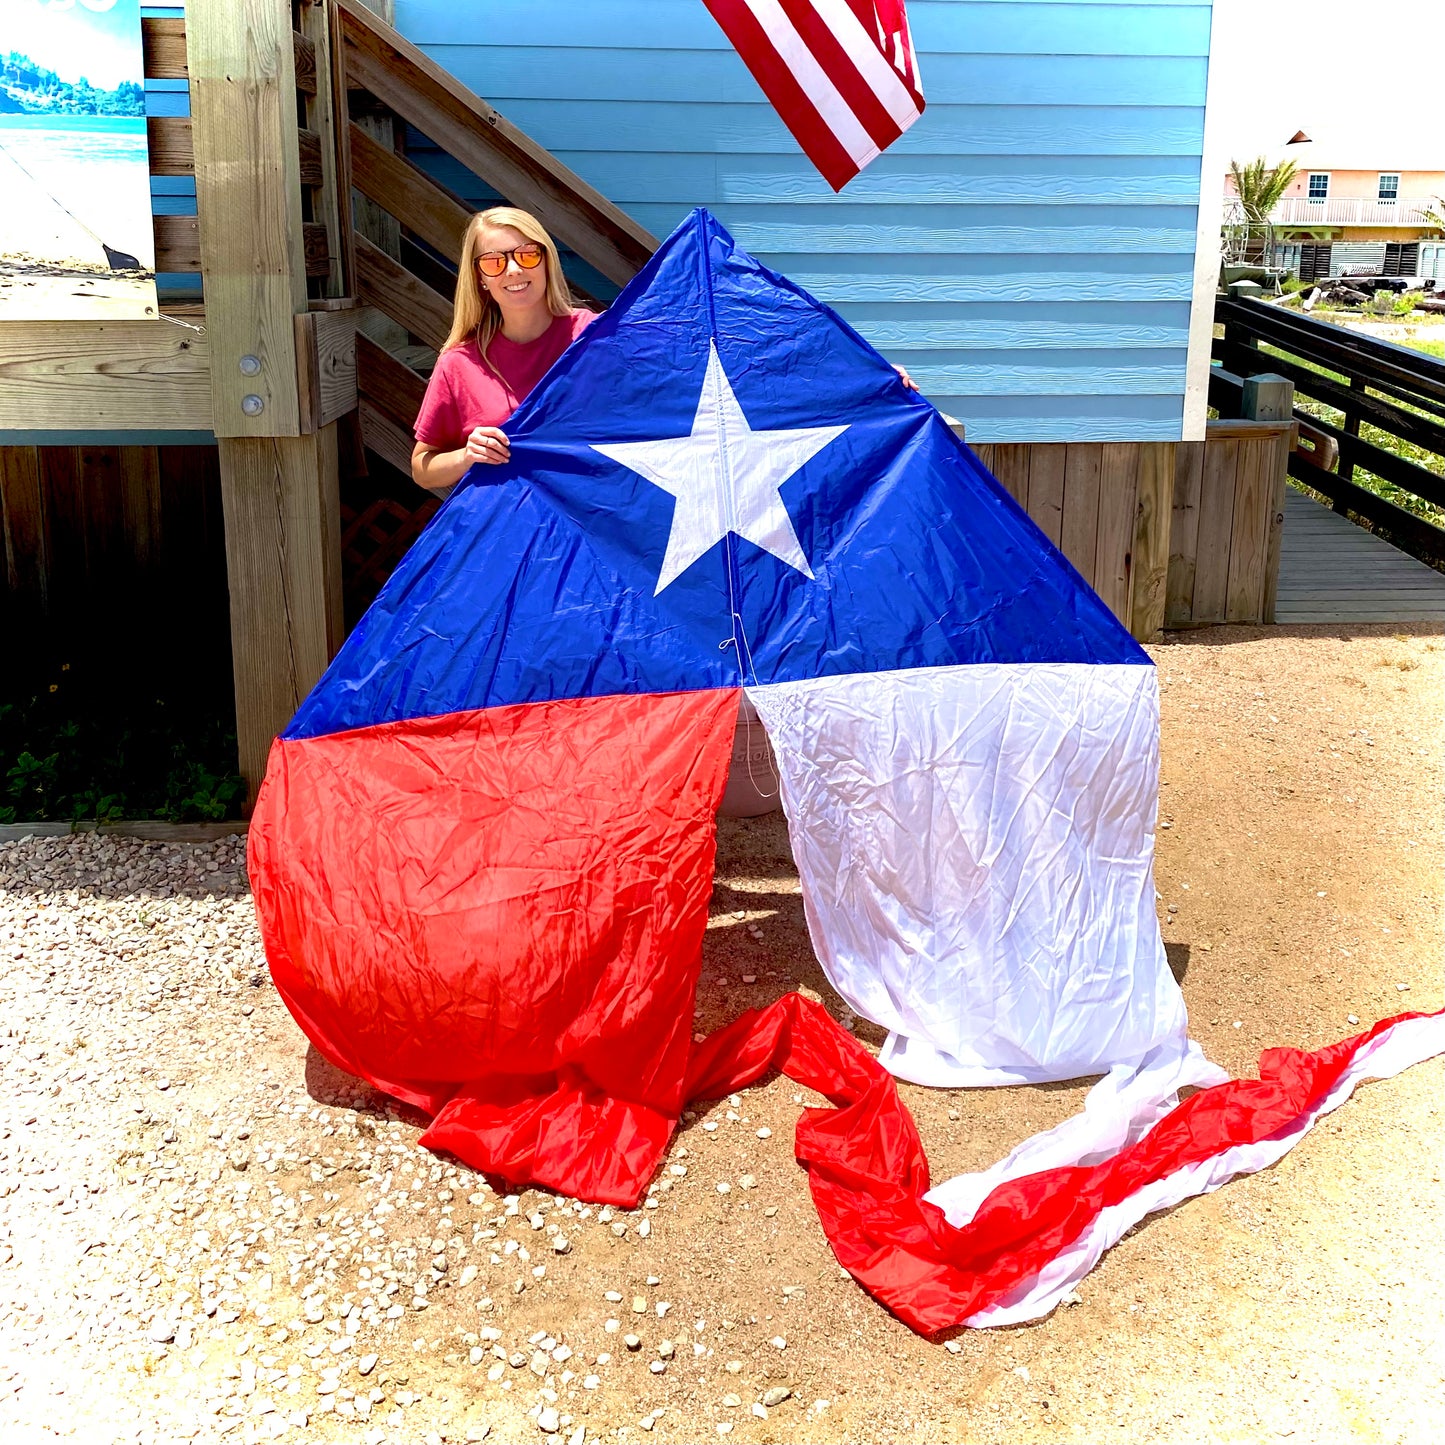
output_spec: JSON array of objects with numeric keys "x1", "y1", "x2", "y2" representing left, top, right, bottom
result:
[{"x1": 411, "y1": 206, "x2": 596, "y2": 492}]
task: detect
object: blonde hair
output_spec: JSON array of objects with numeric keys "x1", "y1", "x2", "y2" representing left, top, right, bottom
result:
[{"x1": 445, "y1": 207, "x2": 575, "y2": 365}]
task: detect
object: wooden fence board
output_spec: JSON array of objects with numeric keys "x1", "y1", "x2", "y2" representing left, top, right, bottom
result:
[
  {"x1": 76, "y1": 446, "x2": 126, "y2": 596},
  {"x1": 1165, "y1": 440, "x2": 1204, "y2": 626},
  {"x1": 1190, "y1": 439, "x2": 1239, "y2": 624},
  {"x1": 1094, "y1": 441, "x2": 1138, "y2": 622},
  {"x1": 1130, "y1": 441, "x2": 1174, "y2": 639},
  {"x1": 1261, "y1": 429, "x2": 1291, "y2": 623},
  {"x1": 120, "y1": 448, "x2": 163, "y2": 573},
  {"x1": 1226, "y1": 436, "x2": 1272, "y2": 621},
  {"x1": 1027, "y1": 444, "x2": 1066, "y2": 548},
  {"x1": 0, "y1": 448, "x2": 46, "y2": 609},
  {"x1": 1059, "y1": 443, "x2": 1102, "y2": 586},
  {"x1": 38, "y1": 449, "x2": 87, "y2": 614},
  {"x1": 990, "y1": 443, "x2": 1031, "y2": 509}
]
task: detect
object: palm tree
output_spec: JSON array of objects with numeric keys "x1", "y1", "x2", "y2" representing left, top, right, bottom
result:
[{"x1": 1229, "y1": 157, "x2": 1299, "y2": 223}]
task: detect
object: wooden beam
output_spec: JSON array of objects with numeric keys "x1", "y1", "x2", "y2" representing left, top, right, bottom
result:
[
  {"x1": 297, "y1": 2, "x2": 347, "y2": 297},
  {"x1": 301, "y1": 221, "x2": 333, "y2": 280},
  {"x1": 298, "y1": 127, "x2": 324, "y2": 188},
  {"x1": 147, "y1": 115, "x2": 193, "y2": 175},
  {"x1": 0, "y1": 319, "x2": 211, "y2": 430},
  {"x1": 356, "y1": 331, "x2": 426, "y2": 429},
  {"x1": 358, "y1": 399, "x2": 418, "y2": 477},
  {"x1": 338, "y1": 0, "x2": 655, "y2": 287},
  {"x1": 189, "y1": 0, "x2": 308, "y2": 437},
  {"x1": 292, "y1": 29, "x2": 318, "y2": 95},
  {"x1": 152, "y1": 214, "x2": 329, "y2": 278},
  {"x1": 295, "y1": 310, "x2": 358, "y2": 432},
  {"x1": 141, "y1": 15, "x2": 187, "y2": 79},
  {"x1": 348, "y1": 121, "x2": 470, "y2": 264},
  {"x1": 355, "y1": 233, "x2": 451, "y2": 351},
  {"x1": 1203, "y1": 418, "x2": 1295, "y2": 440},
  {"x1": 218, "y1": 430, "x2": 345, "y2": 800},
  {"x1": 141, "y1": 15, "x2": 320, "y2": 98},
  {"x1": 153, "y1": 213, "x2": 200, "y2": 271}
]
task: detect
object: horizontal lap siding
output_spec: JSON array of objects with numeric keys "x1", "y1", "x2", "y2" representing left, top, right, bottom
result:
[{"x1": 395, "y1": 0, "x2": 1210, "y2": 442}]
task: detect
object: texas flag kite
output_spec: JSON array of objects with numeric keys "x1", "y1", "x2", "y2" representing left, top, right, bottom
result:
[{"x1": 251, "y1": 210, "x2": 1444, "y2": 1334}]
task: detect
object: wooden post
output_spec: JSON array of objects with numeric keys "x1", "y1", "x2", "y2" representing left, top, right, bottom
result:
[
  {"x1": 1242, "y1": 373, "x2": 1293, "y2": 423},
  {"x1": 190, "y1": 0, "x2": 346, "y2": 803},
  {"x1": 1240, "y1": 375, "x2": 1295, "y2": 625}
]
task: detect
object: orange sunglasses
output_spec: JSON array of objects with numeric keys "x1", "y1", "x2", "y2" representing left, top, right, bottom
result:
[{"x1": 476, "y1": 244, "x2": 544, "y2": 277}]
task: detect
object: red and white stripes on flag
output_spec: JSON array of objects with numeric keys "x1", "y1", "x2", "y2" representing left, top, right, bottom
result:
[{"x1": 701, "y1": 0, "x2": 925, "y2": 191}]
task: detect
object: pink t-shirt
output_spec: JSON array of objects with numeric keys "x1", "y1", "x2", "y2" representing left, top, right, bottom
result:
[{"x1": 413, "y1": 308, "x2": 596, "y2": 449}]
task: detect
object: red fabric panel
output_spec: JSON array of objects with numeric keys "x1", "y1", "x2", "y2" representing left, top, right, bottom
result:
[
  {"x1": 250, "y1": 688, "x2": 739, "y2": 1202},
  {"x1": 685, "y1": 997, "x2": 1440, "y2": 1334}
]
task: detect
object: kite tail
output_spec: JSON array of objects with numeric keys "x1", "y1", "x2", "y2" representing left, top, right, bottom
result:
[{"x1": 685, "y1": 996, "x2": 1445, "y2": 1335}]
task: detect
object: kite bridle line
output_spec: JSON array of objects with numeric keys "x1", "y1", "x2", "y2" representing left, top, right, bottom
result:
[{"x1": 696, "y1": 225, "x2": 778, "y2": 802}]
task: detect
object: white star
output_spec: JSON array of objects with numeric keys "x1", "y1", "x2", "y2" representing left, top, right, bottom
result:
[{"x1": 590, "y1": 342, "x2": 848, "y2": 595}]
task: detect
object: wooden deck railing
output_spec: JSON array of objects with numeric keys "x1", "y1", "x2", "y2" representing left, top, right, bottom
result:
[{"x1": 1213, "y1": 298, "x2": 1445, "y2": 566}]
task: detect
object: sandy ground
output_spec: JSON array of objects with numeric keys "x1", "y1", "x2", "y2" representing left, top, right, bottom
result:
[
  {"x1": 0, "y1": 624, "x2": 1440, "y2": 1445},
  {"x1": 0, "y1": 255, "x2": 157, "y2": 320}
]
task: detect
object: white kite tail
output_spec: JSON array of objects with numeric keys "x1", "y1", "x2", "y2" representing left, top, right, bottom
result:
[{"x1": 932, "y1": 1013, "x2": 1445, "y2": 1327}]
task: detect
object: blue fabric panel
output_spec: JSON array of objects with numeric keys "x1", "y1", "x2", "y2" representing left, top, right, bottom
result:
[{"x1": 286, "y1": 213, "x2": 1144, "y2": 741}]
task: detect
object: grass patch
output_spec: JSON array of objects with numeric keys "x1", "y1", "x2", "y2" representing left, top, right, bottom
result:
[{"x1": 0, "y1": 649, "x2": 244, "y2": 825}]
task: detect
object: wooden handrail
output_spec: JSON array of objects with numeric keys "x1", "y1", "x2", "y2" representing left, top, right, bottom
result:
[
  {"x1": 336, "y1": 0, "x2": 655, "y2": 289},
  {"x1": 1214, "y1": 297, "x2": 1445, "y2": 566}
]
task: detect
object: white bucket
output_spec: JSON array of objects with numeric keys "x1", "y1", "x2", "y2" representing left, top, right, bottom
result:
[{"x1": 718, "y1": 694, "x2": 782, "y2": 817}]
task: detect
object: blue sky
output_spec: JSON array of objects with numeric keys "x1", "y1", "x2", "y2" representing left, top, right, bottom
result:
[{"x1": 3, "y1": 0, "x2": 144, "y2": 91}]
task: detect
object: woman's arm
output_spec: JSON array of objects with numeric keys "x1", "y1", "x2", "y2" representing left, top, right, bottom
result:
[{"x1": 410, "y1": 426, "x2": 511, "y2": 492}]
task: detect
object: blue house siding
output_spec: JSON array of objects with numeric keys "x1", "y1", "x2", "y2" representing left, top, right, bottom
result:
[{"x1": 395, "y1": 0, "x2": 1210, "y2": 443}]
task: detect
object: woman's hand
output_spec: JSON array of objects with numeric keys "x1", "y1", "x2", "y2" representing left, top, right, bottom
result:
[
  {"x1": 893, "y1": 363, "x2": 919, "y2": 392},
  {"x1": 465, "y1": 426, "x2": 511, "y2": 466}
]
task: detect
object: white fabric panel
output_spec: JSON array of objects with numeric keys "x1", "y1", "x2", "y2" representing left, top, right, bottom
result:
[
  {"x1": 747, "y1": 663, "x2": 1188, "y2": 1086},
  {"x1": 956, "y1": 1013, "x2": 1445, "y2": 1326}
]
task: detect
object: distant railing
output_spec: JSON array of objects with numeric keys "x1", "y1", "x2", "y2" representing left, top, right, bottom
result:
[
  {"x1": 1213, "y1": 297, "x2": 1445, "y2": 566},
  {"x1": 1223, "y1": 196, "x2": 1440, "y2": 229}
]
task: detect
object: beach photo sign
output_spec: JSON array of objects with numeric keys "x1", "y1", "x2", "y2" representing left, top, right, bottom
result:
[{"x1": 1, "y1": 0, "x2": 156, "y2": 321}]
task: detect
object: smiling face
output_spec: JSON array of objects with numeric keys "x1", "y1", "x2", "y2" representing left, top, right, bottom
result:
[{"x1": 474, "y1": 223, "x2": 549, "y2": 319}]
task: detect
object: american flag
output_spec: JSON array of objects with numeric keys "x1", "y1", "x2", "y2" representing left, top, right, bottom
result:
[{"x1": 702, "y1": 0, "x2": 925, "y2": 191}]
